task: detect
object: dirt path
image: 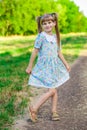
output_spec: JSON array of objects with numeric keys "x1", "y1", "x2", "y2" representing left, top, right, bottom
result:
[{"x1": 13, "y1": 47, "x2": 87, "y2": 130}]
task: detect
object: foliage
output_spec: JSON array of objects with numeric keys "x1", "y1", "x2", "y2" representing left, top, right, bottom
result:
[{"x1": 0, "y1": 0, "x2": 87, "y2": 36}]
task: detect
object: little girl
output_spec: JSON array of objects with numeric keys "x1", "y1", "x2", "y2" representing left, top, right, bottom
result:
[{"x1": 26, "y1": 13, "x2": 70, "y2": 122}]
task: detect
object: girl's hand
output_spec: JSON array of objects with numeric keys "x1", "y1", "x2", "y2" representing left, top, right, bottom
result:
[
  {"x1": 26, "y1": 66, "x2": 32, "y2": 74},
  {"x1": 65, "y1": 64, "x2": 71, "y2": 72}
]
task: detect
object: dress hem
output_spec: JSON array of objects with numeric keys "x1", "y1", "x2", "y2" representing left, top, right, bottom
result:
[{"x1": 28, "y1": 76, "x2": 70, "y2": 89}]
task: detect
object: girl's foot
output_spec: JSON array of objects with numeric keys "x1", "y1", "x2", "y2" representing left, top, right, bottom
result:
[
  {"x1": 29, "y1": 106, "x2": 38, "y2": 122},
  {"x1": 52, "y1": 111, "x2": 60, "y2": 121}
]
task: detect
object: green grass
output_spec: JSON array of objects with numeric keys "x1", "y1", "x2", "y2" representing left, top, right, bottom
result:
[
  {"x1": 0, "y1": 33, "x2": 87, "y2": 129},
  {"x1": 62, "y1": 34, "x2": 87, "y2": 64}
]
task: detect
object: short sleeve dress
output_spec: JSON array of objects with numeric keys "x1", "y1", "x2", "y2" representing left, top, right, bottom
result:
[{"x1": 28, "y1": 32, "x2": 70, "y2": 88}]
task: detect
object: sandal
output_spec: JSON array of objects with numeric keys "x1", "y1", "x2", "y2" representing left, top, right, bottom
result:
[
  {"x1": 29, "y1": 106, "x2": 38, "y2": 122},
  {"x1": 52, "y1": 111, "x2": 60, "y2": 121}
]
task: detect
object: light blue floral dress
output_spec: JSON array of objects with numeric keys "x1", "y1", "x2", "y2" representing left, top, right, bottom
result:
[{"x1": 28, "y1": 32, "x2": 70, "y2": 88}]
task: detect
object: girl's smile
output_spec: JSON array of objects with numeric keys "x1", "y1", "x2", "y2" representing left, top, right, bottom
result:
[{"x1": 42, "y1": 20, "x2": 56, "y2": 34}]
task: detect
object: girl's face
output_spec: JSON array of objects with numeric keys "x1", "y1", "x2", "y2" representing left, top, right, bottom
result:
[{"x1": 41, "y1": 20, "x2": 56, "y2": 33}]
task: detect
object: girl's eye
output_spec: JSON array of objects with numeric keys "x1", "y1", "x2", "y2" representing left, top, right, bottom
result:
[
  {"x1": 43, "y1": 22, "x2": 47, "y2": 25},
  {"x1": 48, "y1": 22, "x2": 51, "y2": 24}
]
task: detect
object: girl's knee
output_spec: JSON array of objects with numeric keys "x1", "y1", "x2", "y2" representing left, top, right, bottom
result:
[{"x1": 49, "y1": 88, "x2": 57, "y2": 95}]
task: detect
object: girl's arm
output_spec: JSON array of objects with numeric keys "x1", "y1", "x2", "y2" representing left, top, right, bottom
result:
[
  {"x1": 26, "y1": 48, "x2": 39, "y2": 74},
  {"x1": 58, "y1": 51, "x2": 71, "y2": 72}
]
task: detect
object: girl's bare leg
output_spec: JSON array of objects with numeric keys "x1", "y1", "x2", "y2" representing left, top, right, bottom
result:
[
  {"x1": 31, "y1": 88, "x2": 56, "y2": 112},
  {"x1": 51, "y1": 88, "x2": 60, "y2": 120},
  {"x1": 51, "y1": 88, "x2": 58, "y2": 113}
]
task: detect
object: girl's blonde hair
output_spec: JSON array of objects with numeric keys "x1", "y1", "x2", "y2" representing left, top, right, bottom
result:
[{"x1": 36, "y1": 13, "x2": 60, "y2": 48}]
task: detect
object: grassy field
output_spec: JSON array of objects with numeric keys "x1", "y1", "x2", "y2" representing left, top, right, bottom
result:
[{"x1": 0, "y1": 33, "x2": 87, "y2": 130}]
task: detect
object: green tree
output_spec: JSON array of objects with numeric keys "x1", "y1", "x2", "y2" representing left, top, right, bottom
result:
[{"x1": 0, "y1": 0, "x2": 87, "y2": 35}]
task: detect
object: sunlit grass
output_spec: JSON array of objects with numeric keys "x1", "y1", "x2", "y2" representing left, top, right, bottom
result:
[
  {"x1": 61, "y1": 34, "x2": 87, "y2": 64},
  {"x1": 0, "y1": 33, "x2": 87, "y2": 129},
  {"x1": 0, "y1": 39, "x2": 34, "y2": 56}
]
